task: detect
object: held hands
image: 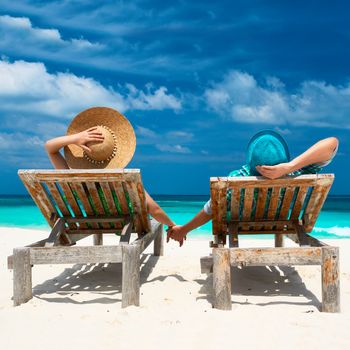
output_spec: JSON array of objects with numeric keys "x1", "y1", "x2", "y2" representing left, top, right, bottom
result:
[
  {"x1": 256, "y1": 163, "x2": 292, "y2": 179},
  {"x1": 167, "y1": 225, "x2": 188, "y2": 247},
  {"x1": 73, "y1": 127, "x2": 105, "y2": 153}
]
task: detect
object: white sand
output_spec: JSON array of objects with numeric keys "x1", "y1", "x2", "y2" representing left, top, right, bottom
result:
[{"x1": 0, "y1": 226, "x2": 350, "y2": 350}]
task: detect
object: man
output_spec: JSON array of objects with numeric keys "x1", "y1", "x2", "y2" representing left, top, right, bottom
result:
[{"x1": 167, "y1": 130, "x2": 338, "y2": 246}]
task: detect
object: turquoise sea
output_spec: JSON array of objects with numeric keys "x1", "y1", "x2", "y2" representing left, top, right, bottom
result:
[{"x1": 0, "y1": 195, "x2": 350, "y2": 239}]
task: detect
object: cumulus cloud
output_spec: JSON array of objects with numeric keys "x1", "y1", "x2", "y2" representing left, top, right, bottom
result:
[
  {"x1": 0, "y1": 59, "x2": 182, "y2": 119},
  {"x1": 205, "y1": 70, "x2": 350, "y2": 128}
]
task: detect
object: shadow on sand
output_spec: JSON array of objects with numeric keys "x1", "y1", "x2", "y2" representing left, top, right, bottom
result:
[
  {"x1": 195, "y1": 265, "x2": 321, "y2": 310},
  {"x1": 33, "y1": 254, "x2": 163, "y2": 304}
]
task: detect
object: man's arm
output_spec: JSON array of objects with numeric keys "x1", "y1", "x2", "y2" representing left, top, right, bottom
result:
[
  {"x1": 145, "y1": 191, "x2": 175, "y2": 227},
  {"x1": 257, "y1": 137, "x2": 339, "y2": 179}
]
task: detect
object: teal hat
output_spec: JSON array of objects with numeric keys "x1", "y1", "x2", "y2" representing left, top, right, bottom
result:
[{"x1": 246, "y1": 130, "x2": 290, "y2": 176}]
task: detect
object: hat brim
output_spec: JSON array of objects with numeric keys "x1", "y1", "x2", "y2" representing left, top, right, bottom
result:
[{"x1": 64, "y1": 107, "x2": 136, "y2": 169}]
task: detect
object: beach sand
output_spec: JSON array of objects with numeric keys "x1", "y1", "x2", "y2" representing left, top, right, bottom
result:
[{"x1": 0, "y1": 227, "x2": 349, "y2": 350}]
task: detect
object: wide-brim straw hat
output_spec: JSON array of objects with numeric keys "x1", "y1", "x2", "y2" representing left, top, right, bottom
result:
[
  {"x1": 246, "y1": 130, "x2": 290, "y2": 175},
  {"x1": 64, "y1": 107, "x2": 136, "y2": 169}
]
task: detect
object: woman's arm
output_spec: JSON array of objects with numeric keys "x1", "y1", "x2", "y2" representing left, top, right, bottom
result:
[
  {"x1": 167, "y1": 209, "x2": 211, "y2": 246},
  {"x1": 45, "y1": 127, "x2": 104, "y2": 169},
  {"x1": 145, "y1": 191, "x2": 176, "y2": 227},
  {"x1": 257, "y1": 137, "x2": 339, "y2": 179}
]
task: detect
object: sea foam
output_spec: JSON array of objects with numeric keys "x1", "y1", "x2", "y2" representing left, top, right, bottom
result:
[{"x1": 314, "y1": 226, "x2": 350, "y2": 237}]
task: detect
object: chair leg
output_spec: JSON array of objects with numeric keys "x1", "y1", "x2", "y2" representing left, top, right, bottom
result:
[
  {"x1": 122, "y1": 245, "x2": 140, "y2": 308},
  {"x1": 275, "y1": 234, "x2": 284, "y2": 247},
  {"x1": 321, "y1": 246, "x2": 340, "y2": 312},
  {"x1": 93, "y1": 234, "x2": 103, "y2": 246},
  {"x1": 153, "y1": 224, "x2": 164, "y2": 256},
  {"x1": 13, "y1": 248, "x2": 32, "y2": 306},
  {"x1": 213, "y1": 248, "x2": 232, "y2": 310}
]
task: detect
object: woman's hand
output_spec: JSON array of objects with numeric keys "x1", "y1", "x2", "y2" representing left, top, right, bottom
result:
[
  {"x1": 256, "y1": 163, "x2": 292, "y2": 179},
  {"x1": 167, "y1": 225, "x2": 187, "y2": 247},
  {"x1": 73, "y1": 127, "x2": 105, "y2": 152}
]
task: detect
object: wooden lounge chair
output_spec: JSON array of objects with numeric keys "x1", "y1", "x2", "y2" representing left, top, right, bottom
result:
[
  {"x1": 200, "y1": 174, "x2": 340, "y2": 312},
  {"x1": 8, "y1": 169, "x2": 164, "y2": 308}
]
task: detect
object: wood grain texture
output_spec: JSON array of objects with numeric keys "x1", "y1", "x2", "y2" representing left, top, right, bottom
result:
[
  {"x1": 322, "y1": 246, "x2": 340, "y2": 312},
  {"x1": 304, "y1": 181, "x2": 333, "y2": 232},
  {"x1": 242, "y1": 187, "x2": 254, "y2": 221},
  {"x1": 153, "y1": 223, "x2": 164, "y2": 256},
  {"x1": 59, "y1": 182, "x2": 88, "y2": 229},
  {"x1": 290, "y1": 186, "x2": 308, "y2": 220},
  {"x1": 210, "y1": 180, "x2": 228, "y2": 243},
  {"x1": 99, "y1": 182, "x2": 119, "y2": 215},
  {"x1": 70, "y1": 182, "x2": 99, "y2": 229},
  {"x1": 213, "y1": 248, "x2": 232, "y2": 310},
  {"x1": 122, "y1": 244, "x2": 140, "y2": 308},
  {"x1": 85, "y1": 182, "x2": 110, "y2": 229},
  {"x1": 255, "y1": 187, "x2": 268, "y2": 221},
  {"x1": 230, "y1": 188, "x2": 240, "y2": 221},
  {"x1": 213, "y1": 174, "x2": 334, "y2": 188},
  {"x1": 13, "y1": 248, "x2": 32, "y2": 306},
  {"x1": 18, "y1": 172, "x2": 57, "y2": 227},
  {"x1": 230, "y1": 247, "x2": 322, "y2": 266}
]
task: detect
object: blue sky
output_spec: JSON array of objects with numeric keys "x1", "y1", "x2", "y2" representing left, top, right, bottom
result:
[{"x1": 0, "y1": 0, "x2": 349, "y2": 195}]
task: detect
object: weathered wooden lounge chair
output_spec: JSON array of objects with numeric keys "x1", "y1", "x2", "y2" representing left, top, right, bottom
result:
[
  {"x1": 8, "y1": 169, "x2": 163, "y2": 308},
  {"x1": 200, "y1": 174, "x2": 340, "y2": 312}
]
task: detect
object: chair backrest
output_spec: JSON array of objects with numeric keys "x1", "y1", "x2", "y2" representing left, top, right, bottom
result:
[
  {"x1": 210, "y1": 174, "x2": 334, "y2": 235},
  {"x1": 18, "y1": 169, "x2": 151, "y2": 235}
]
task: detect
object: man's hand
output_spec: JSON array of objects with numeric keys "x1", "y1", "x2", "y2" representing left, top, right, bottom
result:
[
  {"x1": 73, "y1": 127, "x2": 105, "y2": 153},
  {"x1": 167, "y1": 225, "x2": 187, "y2": 247},
  {"x1": 256, "y1": 163, "x2": 292, "y2": 179}
]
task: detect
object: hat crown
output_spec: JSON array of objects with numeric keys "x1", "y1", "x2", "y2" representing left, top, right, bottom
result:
[
  {"x1": 246, "y1": 130, "x2": 290, "y2": 175},
  {"x1": 84, "y1": 125, "x2": 117, "y2": 164},
  {"x1": 64, "y1": 107, "x2": 136, "y2": 169}
]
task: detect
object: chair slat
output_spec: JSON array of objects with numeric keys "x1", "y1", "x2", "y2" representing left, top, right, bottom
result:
[
  {"x1": 267, "y1": 187, "x2": 281, "y2": 224},
  {"x1": 252, "y1": 187, "x2": 268, "y2": 231},
  {"x1": 230, "y1": 188, "x2": 240, "y2": 221},
  {"x1": 112, "y1": 182, "x2": 130, "y2": 215},
  {"x1": 70, "y1": 183, "x2": 99, "y2": 229},
  {"x1": 58, "y1": 182, "x2": 88, "y2": 229},
  {"x1": 85, "y1": 182, "x2": 110, "y2": 229},
  {"x1": 304, "y1": 181, "x2": 332, "y2": 232},
  {"x1": 211, "y1": 180, "x2": 228, "y2": 244},
  {"x1": 242, "y1": 188, "x2": 254, "y2": 221},
  {"x1": 255, "y1": 188, "x2": 268, "y2": 220},
  {"x1": 290, "y1": 186, "x2": 308, "y2": 220},
  {"x1": 45, "y1": 182, "x2": 76, "y2": 230},
  {"x1": 99, "y1": 182, "x2": 119, "y2": 216},
  {"x1": 124, "y1": 179, "x2": 143, "y2": 234},
  {"x1": 18, "y1": 172, "x2": 58, "y2": 227},
  {"x1": 278, "y1": 187, "x2": 295, "y2": 220}
]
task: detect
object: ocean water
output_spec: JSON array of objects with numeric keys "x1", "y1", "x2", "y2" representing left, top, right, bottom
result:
[{"x1": 0, "y1": 195, "x2": 349, "y2": 239}]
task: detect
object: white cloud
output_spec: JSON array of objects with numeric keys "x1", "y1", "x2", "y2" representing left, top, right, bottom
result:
[
  {"x1": 0, "y1": 15, "x2": 101, "y2": 50},
  {"x1": 155, "y1": 144, "x2": 191, "y2": 154},
  {"x1": 205, "y1": 70, "x2": 350, "y2": 128},
  {"x1": 0, "y1": 59, "x2": 182, "y2": 119},
  {"x1": 0, "y1": 132, "x2": 44, "y2": 150},
  {"x1": 166, "y1": 131, "x2": 193, "y2": 140},
  {"x1": 136, "y1": 126, "x2": 193, "y2": 152}
]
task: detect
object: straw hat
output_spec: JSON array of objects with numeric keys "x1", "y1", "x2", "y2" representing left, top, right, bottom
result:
[{"x1": 64, "y1": 107, "x2": 136, "y2": 169}]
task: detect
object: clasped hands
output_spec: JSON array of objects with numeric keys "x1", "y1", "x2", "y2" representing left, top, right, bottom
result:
[{"x1": 166, "y1": 225, "x2": 188, "y2": 247}]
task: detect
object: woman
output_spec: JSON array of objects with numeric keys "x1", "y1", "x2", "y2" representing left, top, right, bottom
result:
[
  {"x1": 45, "y1": 107, "x2": 175, "y2": 228},
  {"x1": 167, "y1": 130, "x2": 339, "y2": 246}
]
